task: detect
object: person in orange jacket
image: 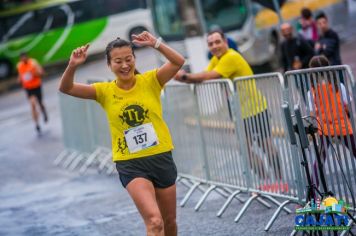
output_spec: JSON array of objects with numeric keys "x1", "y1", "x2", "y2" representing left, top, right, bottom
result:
[
  {"x1": 307, "y1": 55, "x2": 356, "y2": 185},
  {"x1": 17, "y1": 52, "x2": 48, "y2": 133}
]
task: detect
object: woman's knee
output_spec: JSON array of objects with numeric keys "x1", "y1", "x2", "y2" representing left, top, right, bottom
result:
[{"x1": 146, "y1": 215, "x2": 164, "y2": 232}]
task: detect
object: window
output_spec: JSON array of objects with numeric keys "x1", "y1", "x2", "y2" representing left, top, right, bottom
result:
[
  {"x1": 201, "y1": 0, "x2": 248, "y2": 32},
  {"x1": 88, "y1": 0, "x2": 147, "y2": 17},
  {"x1": 2, "y1": 10, "x2": 48, "y2": 40},
  {"x1": 151, "y1": 0, "x2": 184, "y2": 40}
]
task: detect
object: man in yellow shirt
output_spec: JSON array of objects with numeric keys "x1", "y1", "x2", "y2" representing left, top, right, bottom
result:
[{"x1": 175, "y1": 30, "x2": 284, "y2": 192}]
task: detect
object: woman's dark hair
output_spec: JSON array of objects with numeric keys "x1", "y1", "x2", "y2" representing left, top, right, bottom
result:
[
  {"x1": 105, "y1": 37, "x2": 140, "y2": 74},
  {"x1": 309, "y1": 55, "x2": 330, "y2": 68},
  {"x1": 309, "y1": 55, "x2": 339, "y2": 91},
  {"x1": 105, "y1": 37, "x2": 133, "y2": 64}
]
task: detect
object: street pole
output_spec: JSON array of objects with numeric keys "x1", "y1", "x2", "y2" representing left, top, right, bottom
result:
[{"x1": 272, "y1": 0, "x2": 284, "y2": 25}]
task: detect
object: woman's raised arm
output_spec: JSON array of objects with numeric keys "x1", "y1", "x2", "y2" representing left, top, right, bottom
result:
[
  {"x1": 59, "y1": 44, "x2": 96, "y2": 100},
  {"x1": 132, "y1": 32, "x2": 185, "y2": 86}
]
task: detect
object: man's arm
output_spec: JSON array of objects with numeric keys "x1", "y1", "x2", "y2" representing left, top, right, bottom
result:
[
  {"x1": 184, "y1": 70, "x2": 221, "y2": 83},
  {"x1": 16, "y1": 63, "x2": 22, "y2": 84},
  {"x1": 300, "y1": 39, "x2": 315, "y2": 68},
  {"x1": 176, "y1": 70, "x2": 221, "y2": 83},
  {"x1": 32, "y1": 59, "x2": 45, "y2": 77},
  {"x1": 280, "y1": 43, "x2": 288, "y2": 72}
]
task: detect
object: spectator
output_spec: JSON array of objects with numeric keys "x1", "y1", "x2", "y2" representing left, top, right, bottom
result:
[
  {"x1": 307, "y1": 55, "x2": 355, "y2": 186},
  {"x1": 315, "y1": 12, "x2": 342, "y2": 66},
  {"x1": 207, "y1": 25, "x2": 238, "y2": 59},
  {"x1": 175, "y1": 30, "x2": 285, "y2": 192},
  {"x1": 280, "y1": 22, "x2": 314, "y2": 103},
  {"x1": 297, "y1": 7, "x2": 318, "y2": 47},
  {"x1": 17, "y1": 52, "x2": 48, "y2": 134},
  {"x1": 280, "y1": 22, "x2": 314, "y2": 72}
]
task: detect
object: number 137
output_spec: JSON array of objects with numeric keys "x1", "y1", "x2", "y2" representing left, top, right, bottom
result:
[{"x1": 133, "y1": 133, "x2": 147, "y2": 144}]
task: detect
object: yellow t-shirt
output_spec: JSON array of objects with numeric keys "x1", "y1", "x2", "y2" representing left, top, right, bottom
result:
[
  {"x1": 92, "y1": 69, "x2": 173, "y2": 161},
  {"x1": 206, "y1": 49, "x2": 267, "y2": 118}
]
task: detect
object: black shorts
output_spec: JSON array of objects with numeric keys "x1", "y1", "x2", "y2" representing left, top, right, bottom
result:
[
  {"x1": 25, "y1": 86, "x2": 42, "y2": 103},
  {"x1": 243, "y1": 110, "x2": 271, "y2": 140},
  {"x1": 115, "y1": 151, "x2": 177, "y2": 188}
]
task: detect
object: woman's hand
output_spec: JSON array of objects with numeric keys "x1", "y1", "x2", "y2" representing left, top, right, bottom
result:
[
  {"x1": 131, "y1": 31, "x2": 157, "y2": 48},
  {"x1": 69, "y1": 44, "x2": 90, "y2": 67}
]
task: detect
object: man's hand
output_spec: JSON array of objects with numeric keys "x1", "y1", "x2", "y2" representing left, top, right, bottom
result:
[
  {"x1": 292, "y1": 60, "x2": 302, "y2": 70},
  {"x1": 314, "y1": 42, "x2": 321, "y2": 51},
  {"x1": 174, "y1": 69, "x2": 188, "y2": 82}
]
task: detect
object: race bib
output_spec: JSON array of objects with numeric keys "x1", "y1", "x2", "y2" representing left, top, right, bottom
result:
[
  {"x1": 23, "y1": 72, "x2": 33, "y2": 81},
  {"x1": 124, "y1": 123, "x2": 158, "y2": 153}
]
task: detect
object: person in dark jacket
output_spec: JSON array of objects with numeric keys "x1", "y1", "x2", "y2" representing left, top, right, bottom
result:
[
  {"x1": 315, "y1": 12, "x2": 342, "y2": 66},
  {"x1": 280, "y1": 22, "x2": 314, "y2": 72},
  {"x1": 280, "y1": 23, "x2": 314, "y2": 103}
]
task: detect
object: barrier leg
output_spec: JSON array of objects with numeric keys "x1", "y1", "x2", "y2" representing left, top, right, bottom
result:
[
  {"x1": 234, "y1": 194, "x2": 260, "y2": 223},
  {"x1": 215, "y1": 187, "x2": 232, "y2": 198},
  {"x1": 179, "y1": 178, "x2": 194, "y2": 189},
  {"x1": 63, "y1": 153, "x2": 84, "y2": 169},
  {"x1": 180, "y1": 182, "x2": 201, "y2": 207},
  {"x1": 68, "y1": 153, "x2": 86, "y2": 171},
  {"x1": 181, "y1": 178, "x2": 207, "y2": 194},
  {"x1": 256, "y1": 197, "x2": 272, "y2": 209},
  {"x1": 106, "y1": 164, "x2": 116, "y2": 175},
  {"x1": 289, "y1": 230, "x2": 297, "y2": 236},
  {"x1": 217, "y1": 190, "x2": 242, "y2": 217},
  {"x1": 98, "y1": 153, "x2": 111, "y2": 171},
  {"x1": 261, "y1": 195, "x2": 292, "y2": 214},
  {"x1": 54, "y1": 150, "x2": 70, "y2": 166},
  {"x1": 340, "y1": 214, "x2": 354, "y2": 236},
  {"x1": 264, "y1": 200, "x2": 291, "y2": 231},
  {"x1": 194, "y1": 185, "x2": 217, "y2": 211},
  {"x1": 221, "y1": 188, "x2": 245, "y2": 203},
  {"x1": 61, "y1": 151, "x2": 78, "y2": 168},
  {"x1": 79, "y1": 148, "x2": 102, "y2": 174}
]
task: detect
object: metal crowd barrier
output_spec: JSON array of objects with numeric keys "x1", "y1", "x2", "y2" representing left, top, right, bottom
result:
[
  {"x1": 284, "y1": 65, "x2": 356, "y2": 211},
  {"x1": 162, "y1": 84, "x2": 211, "y2": 207},
  {"x1": 162, "y1": 75, "x2": 297, "y2": 230},
  {"x1": 233, "y1": 73, "x2": 304, "y2": 230},
  {"x1": 54, "y1": 91, "x2": 113, "y2": 175},
  {"x1": 193, "y1": 80, "x2": 251, "y2": 212}
]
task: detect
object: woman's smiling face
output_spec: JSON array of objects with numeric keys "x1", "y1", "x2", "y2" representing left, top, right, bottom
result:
[{"x1": 108, "y1": 46, "x2": 136, "y2": 81}]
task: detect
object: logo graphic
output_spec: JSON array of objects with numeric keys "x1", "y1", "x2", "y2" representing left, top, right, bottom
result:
[
  {"x1": 116, "y1": 137, "x2": 127, "y2": 154},
  {"x1": 119, "y1": 104, "x2": 149, "y2": 127},
  {"x1": 295, "y1": 196, "x2": 350, "y2": 231}
]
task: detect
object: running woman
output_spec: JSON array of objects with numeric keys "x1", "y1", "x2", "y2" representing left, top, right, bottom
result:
[{"x1": 59, "y1": 31, "x2": 184, "y2": 236}]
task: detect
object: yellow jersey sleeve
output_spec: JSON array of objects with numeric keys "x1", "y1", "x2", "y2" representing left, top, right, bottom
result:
[
  {"x1": 212, "y1": 53, "x2": 238, "y2": 78},
  {"x1": 143, "y1": 69, "x2": 162, "y2": 93},
  {"x1": 92, "y1": 82, "x2": 108, "y2": 107}
]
